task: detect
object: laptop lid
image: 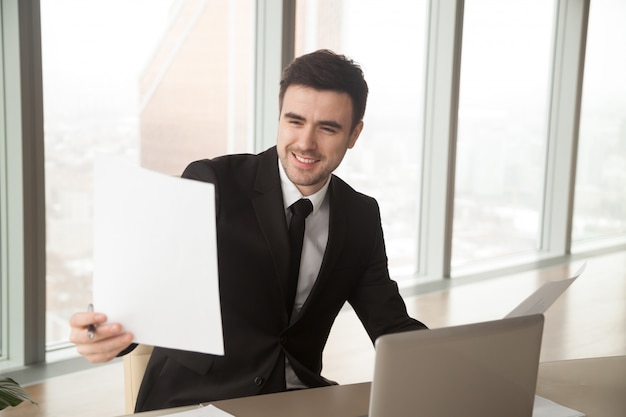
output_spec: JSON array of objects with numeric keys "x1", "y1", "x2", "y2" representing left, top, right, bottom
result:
[{"x1": 368, "y1": 314, "x2": 544, "y2": 417}]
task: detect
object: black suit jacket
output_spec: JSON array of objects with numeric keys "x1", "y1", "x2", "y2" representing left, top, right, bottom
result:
[{"x1": 134, "y1": 147, "x2": 426, "y2": 412}]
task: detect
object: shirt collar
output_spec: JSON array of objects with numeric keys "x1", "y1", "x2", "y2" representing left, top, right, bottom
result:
[{"x1": 278, "y1": 160, "x2": 330, "y2": 214}]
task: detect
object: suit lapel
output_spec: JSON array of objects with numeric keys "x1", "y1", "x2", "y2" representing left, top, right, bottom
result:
[
  {"x1": 318, "y1": 177, "x2": 347, "y2": 277},
  {"x1": 251, "y1": 148, "x2": 291, "y2": 298}
]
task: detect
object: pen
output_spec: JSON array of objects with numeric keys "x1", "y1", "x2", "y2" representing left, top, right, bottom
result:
[{"x1": 87, "y1": 303, "x2": 96, "y2": 341}]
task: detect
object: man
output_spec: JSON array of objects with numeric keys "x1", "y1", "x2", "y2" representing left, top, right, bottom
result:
[{"x1": 70, "y1": 49, "x2": 427, "y2": 412}]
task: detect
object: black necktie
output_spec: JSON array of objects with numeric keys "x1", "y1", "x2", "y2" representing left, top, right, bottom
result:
[{"x1": 286, "y1": 198, "x2": 313, "y2": 315}]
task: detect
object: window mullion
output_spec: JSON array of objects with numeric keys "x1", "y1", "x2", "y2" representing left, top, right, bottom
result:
[
  {"x1": 419, "y1": 0, "x2": 464, "y2": 279},
  {"x1": 1, "y1": 0, "x2": 31, "y2": 370},
  {"x1": 542, "y1": 0, "x2": 590, "y2": 254},
  {"x1": 254, "y1": 0, "x2": 295, "y2": 152}
]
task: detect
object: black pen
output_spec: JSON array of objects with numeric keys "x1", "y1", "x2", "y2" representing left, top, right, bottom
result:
[{"x1": 87, "y1": 303, "x2": 96, "y2": 340}]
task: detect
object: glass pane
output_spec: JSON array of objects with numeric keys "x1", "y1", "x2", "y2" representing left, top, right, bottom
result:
[
  {"x1": 41, "y1": 0, "x2": 254, "y2": 350},
  {"x1": 452, "y1": 0, "x2": 555, "y2": 270},
  {"x1": 295, "y1": 0, "x2": 429, "y2": 276},
  {"x1": 572, "y1": 0, "x2": 626, "y2": 244}
]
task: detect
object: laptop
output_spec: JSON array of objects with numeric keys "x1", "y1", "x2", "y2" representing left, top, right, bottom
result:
[
  {"x1": 367, "y1": 314, "x2": 545, "y2": 417},
  {"x1": 364, "y1": 265, "x2": 584, "y2": 417}
]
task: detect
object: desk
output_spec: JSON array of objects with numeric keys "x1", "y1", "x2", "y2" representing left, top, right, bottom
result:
[
  {"x1": 535, "y1": 356, "x2": 625, "y2": 417},
  {"x1": 125, "y1": 356, "x2": 625, "y2": 417}
]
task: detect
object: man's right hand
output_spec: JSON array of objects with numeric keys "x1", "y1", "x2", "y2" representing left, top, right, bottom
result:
[{"x1": 69, "y1": 310, "x2": 134, "y2": 363}]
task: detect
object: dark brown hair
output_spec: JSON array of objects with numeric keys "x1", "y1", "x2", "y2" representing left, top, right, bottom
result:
[{"x1": 279, "y1": 49, "x2": 369, "y2": 131}]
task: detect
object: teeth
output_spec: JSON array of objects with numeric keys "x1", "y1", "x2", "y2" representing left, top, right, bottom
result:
[{"x1": 295, "y1": 154, "x2": 316, "y2": 164}]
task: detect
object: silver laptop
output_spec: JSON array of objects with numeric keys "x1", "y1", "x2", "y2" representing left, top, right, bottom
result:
[{"x1": 367, "y1": 314, "x2": 545, "y2": 417}]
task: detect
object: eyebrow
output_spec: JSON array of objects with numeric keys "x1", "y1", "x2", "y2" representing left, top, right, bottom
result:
[{"x1": 283, "y1": 112, "x2": 344, "y2": 131}]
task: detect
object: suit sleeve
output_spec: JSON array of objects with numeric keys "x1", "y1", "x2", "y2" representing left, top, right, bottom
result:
[
  {"x1": 348, "y1": 201, "x2": 427, "y2": 343},
  {"x1": 181, "y1": 159, "x2": 220, "y2": 217}
]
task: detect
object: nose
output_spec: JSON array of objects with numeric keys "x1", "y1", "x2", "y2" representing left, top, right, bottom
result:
[{"x1": 295, "y1": 126, "x2": 316, "y2": 150}]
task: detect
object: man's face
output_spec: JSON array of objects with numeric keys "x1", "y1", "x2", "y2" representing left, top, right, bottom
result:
[{"x1": 277, "y1": 85, "x2": 363, "y2": 196}]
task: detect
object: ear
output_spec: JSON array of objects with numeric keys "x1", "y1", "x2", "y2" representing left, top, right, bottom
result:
[{"x1": 348, "y1": 121, "x2": 364, "y2": 149}]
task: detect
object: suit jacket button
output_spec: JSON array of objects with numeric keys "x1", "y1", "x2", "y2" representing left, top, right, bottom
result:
[{"x1": 254, "y1": 376, "x2": 264, "y2": 386}]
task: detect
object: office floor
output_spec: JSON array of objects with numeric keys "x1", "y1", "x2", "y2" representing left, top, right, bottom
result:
[{"x1": 6, "y1": 250, "x2": 626, "y2": 417}]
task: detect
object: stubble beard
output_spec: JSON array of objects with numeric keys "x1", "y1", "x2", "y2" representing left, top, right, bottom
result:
[{"x1": 281, "y1": 154, "x2": 330, "y2": 191}]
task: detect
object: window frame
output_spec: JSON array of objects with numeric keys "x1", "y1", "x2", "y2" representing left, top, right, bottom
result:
[
  {"x1": 418, "y1": 0, "x2": 464, "y2": 280},
  {"x1": 541, "y1": 0, "x2": 589, "y2": 255},
  {"x1": 1, "y1": 0, "x2": 46, "y2": 371}
]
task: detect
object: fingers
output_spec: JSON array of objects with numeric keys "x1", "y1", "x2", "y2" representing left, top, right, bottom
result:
[
  {"x1": 70, "y1": 321, "x2": 121, "y2": 345},
  {"x1": 69, "y1": 310, "x2": 107, "y2": 329},
  {"x1": 69, "y1": 311, "x2": 108, "y2": 344},
  {"x1": 76, "y1": 332, "x2": 134, "y2": 363},
  {"x1": 69, "y1": 310, "x2": 134, "y2": 363}
]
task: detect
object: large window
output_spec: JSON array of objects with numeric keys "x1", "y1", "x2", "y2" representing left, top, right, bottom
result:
[
  {"x1": 40, "y1": 0, "x2": 255, "y2": 351},
  {"x1": 295, "y1": 0, "x2": 429, "y2": 276},
  {"x1": 452, "y1": 0, "x2": 555, "y2": 269},
  {"x1": 572, "y1": 0, "x2": 626, "y2": 246},
  {"x1": 3, "y1": 0, "x2": 625, "y2": 377}
]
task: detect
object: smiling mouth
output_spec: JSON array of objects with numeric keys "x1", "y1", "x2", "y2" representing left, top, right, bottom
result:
[{"x1": 293, "y1": 153, "x2": 319, "y2": 165}]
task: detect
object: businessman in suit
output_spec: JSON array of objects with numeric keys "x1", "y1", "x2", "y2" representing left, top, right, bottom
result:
[{"x1": 70, "y1": 49, "x2": 427, "y2": 412}]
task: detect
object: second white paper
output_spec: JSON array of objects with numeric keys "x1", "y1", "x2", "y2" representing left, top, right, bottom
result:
[{"x1": 505, "y1": 263, "x2": 585, "y2": 319}]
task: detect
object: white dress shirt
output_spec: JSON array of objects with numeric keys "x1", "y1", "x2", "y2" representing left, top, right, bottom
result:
[{"x1": 278, "y1": 162, "x2": 330, "y2": 388}]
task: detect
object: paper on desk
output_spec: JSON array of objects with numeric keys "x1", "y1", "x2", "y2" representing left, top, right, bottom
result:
[
  {"x1": 155, "y1": 404, "x2": 235, "y2": 417},
  {"x1": 532, "y1": 395, "x2": 585, "y2": 417},
  {"x1": 93, "y1": 157, "x2": 224, "y2": 355},
  {"x1": 505, "y1": 263, "x2": 585, "y2": 318}
]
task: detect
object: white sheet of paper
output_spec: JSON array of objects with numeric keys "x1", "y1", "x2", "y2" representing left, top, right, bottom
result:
[
  {"x1": 93, "y1": 157, "x2": 223, "y2": 355},
  {"x1": 505, "y1": 263, "x2": 585, "y2": 318},
  {"x1": 532, "y1": 395, "x2": 585, "y2": 417},
  {"x1": 156, "y1": 405, "x2": 235, "y2": 417}
]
